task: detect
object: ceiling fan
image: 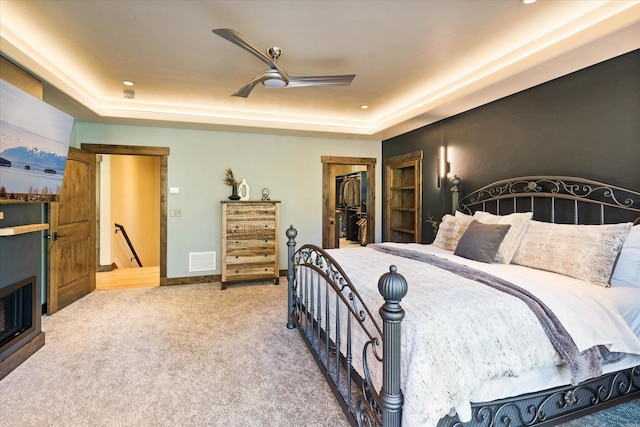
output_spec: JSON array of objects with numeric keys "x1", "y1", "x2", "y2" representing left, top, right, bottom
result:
[{"x1": 212, "y1": 28, "x2": 356, "y2": 98}]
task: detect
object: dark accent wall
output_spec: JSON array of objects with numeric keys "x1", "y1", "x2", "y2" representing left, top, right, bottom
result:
[
  {"x1": 0, "y1": 202, "x2": 44, "y2": 364},
  {"x1": 383, "y1": 50, "x2": 640, "y2": 243},
  {"x1": 0, "y1": 204, "x2": 43, "y2": 290}
]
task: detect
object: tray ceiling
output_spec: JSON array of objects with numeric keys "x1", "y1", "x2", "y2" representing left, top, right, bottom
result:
[{"x1": 1, "y1": 0, "x2": 638, "y2": 139}]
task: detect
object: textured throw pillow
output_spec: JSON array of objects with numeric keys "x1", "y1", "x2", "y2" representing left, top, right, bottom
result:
[
  {"x1": 432, "y1": 213, "x2": 473, "y2": 251},
  {"x1": 611, "y1": 225, "x2": 640, "y2": 288},
  {"x1": 455, "y1": 210, "x2": 473, "y2": 220},
  {"x1": 511, "y1": 221, "x2": 633, "y2": 287},
  {"x1": 454, "y1": 220, "x2": 512, "y2": 263},
  {"x1": 473, "y1": 211, "x2": 533, "y2": 264}
]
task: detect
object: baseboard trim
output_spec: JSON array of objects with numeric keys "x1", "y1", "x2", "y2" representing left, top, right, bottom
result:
[
  {"x1": 164, "y1": 270, "x2": 287, "y2": 286},
  {"x1": 97, "y1": 263, "x2": 118, "y2": 272},
  {"x1": 165, "y1": 275, "x2": 219, "y2": 286}
]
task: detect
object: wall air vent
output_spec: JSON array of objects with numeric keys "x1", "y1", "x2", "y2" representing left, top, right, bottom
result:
[{"x1": 189, "y1": 251, "x2": 216, "y2": 272}]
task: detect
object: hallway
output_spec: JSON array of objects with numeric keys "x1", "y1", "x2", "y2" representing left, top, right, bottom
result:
[{"x1": 96, "y1": 266, "x2": 160, "y2": 290}]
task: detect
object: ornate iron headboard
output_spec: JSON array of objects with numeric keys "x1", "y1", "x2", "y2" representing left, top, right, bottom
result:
[{"x1": 457, "y1": 176, "x2": 640, "y2": 225}]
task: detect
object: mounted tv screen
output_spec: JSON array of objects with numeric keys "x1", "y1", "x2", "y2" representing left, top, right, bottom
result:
[{"x1": 0, "y1": 79, "x2": 74, "y2": 202}]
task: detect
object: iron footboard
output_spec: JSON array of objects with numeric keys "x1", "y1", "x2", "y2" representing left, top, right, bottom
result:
[{"x1": 286, "y1": 226, "x2": 407, "y2": 427}]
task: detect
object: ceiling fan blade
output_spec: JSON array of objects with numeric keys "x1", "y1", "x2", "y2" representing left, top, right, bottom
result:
[
  {"x1": 231, "y1": 70, "x2": 270, "y2": 98},
  {"x1": 212, "y1": 28, "x2": 273, "y2": 67},
  {"x1": 212, "y1": 28, "x2": 289, "y2": 80},
  {"x1": 232, "y1": 83, "x2": 260, "y2": 98},
  {"x1": 287, "y1": 74, "x2": 356, "y2": 88}
]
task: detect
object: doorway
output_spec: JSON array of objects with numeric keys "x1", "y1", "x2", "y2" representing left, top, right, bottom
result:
[
  {"x1": 81, "y1": 144, "x2": 169, "y2": 286},
  {"x1": 321, "y1": 156, "x2": 376, "y2": 249}
]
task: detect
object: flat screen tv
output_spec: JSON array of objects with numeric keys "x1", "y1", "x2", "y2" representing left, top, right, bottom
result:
[{"x1": 0, "y1": 79, "x2": 74, "y2": 202}]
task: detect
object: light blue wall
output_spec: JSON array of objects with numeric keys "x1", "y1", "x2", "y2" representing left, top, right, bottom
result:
[{"x1": 72, "y1": 122, "x2": 381, "y2": 279}]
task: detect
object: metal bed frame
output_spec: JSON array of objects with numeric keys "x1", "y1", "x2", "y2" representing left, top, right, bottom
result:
[{"x1": 286, "y1": 176, "x2": 640, "y2": 427}]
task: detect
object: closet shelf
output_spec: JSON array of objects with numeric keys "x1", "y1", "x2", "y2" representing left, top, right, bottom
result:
[
  {"x1": 0, "y1": 223, "x2": 49, "y2": 236},
  {"x1": 390, "y1": 226, "x2": 416, "y2": 235},
  {"x1": 390, "y1": 186, "x2": 415, "y2": 190}
]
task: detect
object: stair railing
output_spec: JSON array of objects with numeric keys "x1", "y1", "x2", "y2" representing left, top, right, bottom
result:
[{"x1": 114, "y1": 223, "x2": 143, "y2": 267}]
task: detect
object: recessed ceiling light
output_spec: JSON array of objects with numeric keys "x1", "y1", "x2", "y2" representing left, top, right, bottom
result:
[
  {"x1": 123, "y1": 80, "x2": 135, "y2": 86},
  {"x1": 522, "y1": 0, "x2": 537, "y2": 4},
  {"x1": 360, "y1": 105, "x2": 369, "y2": 109}
]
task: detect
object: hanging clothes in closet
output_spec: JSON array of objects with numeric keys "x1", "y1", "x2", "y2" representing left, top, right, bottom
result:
[
  {"x1": 357, "y1": 216, "x2": 368, "y2": 245},
  {"x1": 341, "y1": 177, "x2": 360, "y2": 207}
]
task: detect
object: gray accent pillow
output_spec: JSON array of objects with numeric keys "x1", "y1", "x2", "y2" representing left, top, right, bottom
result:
[
  {"x1": 511, "y1": 221, "x2": 633, "y2": 287},
  {"x1": 473, "y1": 211, "x2": 533, "y2": 264},
  {"x1": 454, "y1": 220, "x2": 512, "y2": 263}
]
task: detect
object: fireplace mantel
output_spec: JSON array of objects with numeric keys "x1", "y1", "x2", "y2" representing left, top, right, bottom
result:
[{"x1": 0, "y1": 223, "x2": 49, "y2": 236}]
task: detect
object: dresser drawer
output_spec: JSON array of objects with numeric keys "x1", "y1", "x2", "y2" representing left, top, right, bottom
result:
[
  {"x1": 225, "y1": 264, "x2": 276, "y2": 280},
  {"x1": 226, "y1": 221, "x2": 276, "y2": 238},
  {"x1": 226, "y1": 240, "x2": 275, "y2": 257},
  {"x1": 225, "y1": 254, "x2": 276, "y2": 266},
  {"x1": 225, "y1": 204, "x2": 276, "y2": 220}
]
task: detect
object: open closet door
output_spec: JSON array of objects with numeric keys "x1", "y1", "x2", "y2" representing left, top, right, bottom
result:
[{"x1": 47, "y1": 147, "x2": 96, "y2": 314}]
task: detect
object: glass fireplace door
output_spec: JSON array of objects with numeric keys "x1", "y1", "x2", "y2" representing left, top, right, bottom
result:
[{"x1": 0, "y1": 276, "x2": 35, "y2": 354}]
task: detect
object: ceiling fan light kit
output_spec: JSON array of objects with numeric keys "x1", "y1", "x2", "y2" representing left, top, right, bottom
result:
[
  {"x1": 263, "y1": 78, "x2": 287, "y2": 89},
  {"x1": 212, "y1": 28, "x2": 355, "y2": 98}
]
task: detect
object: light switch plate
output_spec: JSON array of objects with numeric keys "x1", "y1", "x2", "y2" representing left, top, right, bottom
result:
[{"x1": 169, "y1": 187, "x2": 180, "y2": 194}]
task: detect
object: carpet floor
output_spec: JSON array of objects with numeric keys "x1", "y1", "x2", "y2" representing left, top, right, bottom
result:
[
  {"x1": 0, "y1": 281, "x2": 347, "y2": 426},
  {"x1": 0, "y1": 280, "x2": 638, "y2": 426},
  {"x1": 558, "y1": 399, "x2": 639, "y2": 427}
]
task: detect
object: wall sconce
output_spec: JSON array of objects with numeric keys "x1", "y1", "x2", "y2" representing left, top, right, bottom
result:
[{"x1": 437, "y1": 145, "x2": 450, "y2": 188}]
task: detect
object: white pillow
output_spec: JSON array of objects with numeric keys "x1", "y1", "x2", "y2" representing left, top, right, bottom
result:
[
  {"x1": 472, "y1": 211, "x2": 533, "y2": 264},
  {"x1": 611, "y1": 225, "x2": 640, "y2": 288},
  {"x1": 511, "y1": 221, "x2": 633, "y2": 287},
  {"x1": 432, "y1": 213, "x2": 473, "y2": 251}
]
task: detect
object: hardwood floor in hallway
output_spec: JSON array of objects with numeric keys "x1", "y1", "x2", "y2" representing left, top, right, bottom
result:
[{"x1": 96, "y1": 266, "x2": 160, "y2": 290}]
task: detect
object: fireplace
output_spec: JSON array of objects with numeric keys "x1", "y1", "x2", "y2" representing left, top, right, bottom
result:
[
  {"x1": 0, "y1": 276, "x2": 37, "y2": 356},
  {"x1": 0, "y1": 274, "x2": 43, "y2": 380}
]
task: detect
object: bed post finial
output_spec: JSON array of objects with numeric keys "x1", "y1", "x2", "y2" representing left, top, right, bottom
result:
[
  {"x1": 378, "y1": 265, "x2": 408, "y2": 427},
  {"x1": 286, "y1": 225, "x2": 297, "y2": 329},
  {"x1": 450, "y1": 174, "x2": 460, "y2": 214}
]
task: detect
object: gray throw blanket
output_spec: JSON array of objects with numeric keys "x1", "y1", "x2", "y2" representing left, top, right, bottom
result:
[{"x1": 369, "y1": 244, "x2": 624, "y2": 385}]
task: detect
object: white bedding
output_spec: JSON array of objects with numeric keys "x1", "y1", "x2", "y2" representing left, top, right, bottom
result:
[
  {"x1": 315, "y1": 243, "x2": 640, "y2": 427},
  {"x1": 399, "y1": 243, "x2": 640, "y2": 354}
]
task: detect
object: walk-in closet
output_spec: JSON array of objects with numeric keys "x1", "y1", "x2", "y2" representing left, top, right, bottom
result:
[{"x1": 335, "y1": 165, "x2": 367, "y2": 247}]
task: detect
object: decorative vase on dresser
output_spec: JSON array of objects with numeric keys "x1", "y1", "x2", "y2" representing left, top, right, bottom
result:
[
  {"x1": 220, "y1": 201, "x2": 280, "y2": 290},
  {"x1": 228, "y1": 186, "x2": 241, "y2": 200}
]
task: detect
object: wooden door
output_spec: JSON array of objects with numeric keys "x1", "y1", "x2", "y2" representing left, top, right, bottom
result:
[
  {"x1": 322, "y1": 163, "x2": 338, "y2": 249},
  {"x1": 48, "y1": 147, "x2": 96, "y2": 314}
]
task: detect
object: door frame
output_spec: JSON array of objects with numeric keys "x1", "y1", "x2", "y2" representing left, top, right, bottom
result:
[
  {"x1": 321, "y1": 156, "x2": 376, "y2": 249},
  {"x1": 81, "y1": 144, "x2": 169, "y2": 286}
]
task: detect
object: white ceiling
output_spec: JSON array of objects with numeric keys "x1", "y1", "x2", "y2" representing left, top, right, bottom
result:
[{"x1": 1, "y1": 0, "x2": 639, "y2": 140}]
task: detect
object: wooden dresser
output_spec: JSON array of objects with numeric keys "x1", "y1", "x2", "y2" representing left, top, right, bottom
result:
[{"x1": 221, "y1": 201, "x2": 280, "y2": 290}]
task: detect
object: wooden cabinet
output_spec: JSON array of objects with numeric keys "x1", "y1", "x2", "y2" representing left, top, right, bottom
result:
[
  {"x1": 221, "y1": 201, "x2": 280, "y2": 290},
  {"x1": 384, "y1": 151, "x2": 422, "y2": 243}
]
